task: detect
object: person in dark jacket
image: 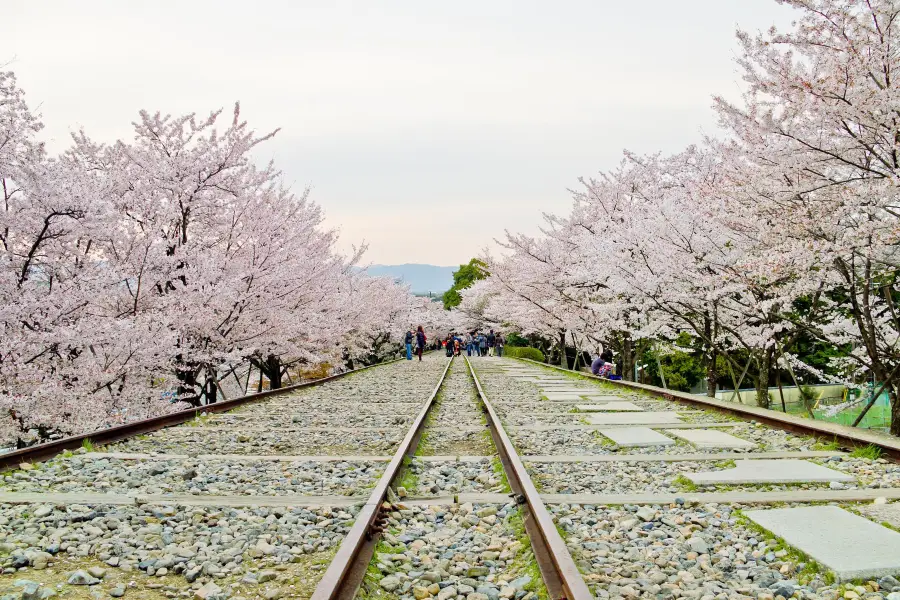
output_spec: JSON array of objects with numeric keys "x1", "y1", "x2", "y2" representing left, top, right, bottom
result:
[
  {"x1": 415, "y1": 326, "x2": 426, "y2": 361},
  {"x1": 404, "y1": 330, "x2": 413, "y2": 360},
  {"x1": 487, "y1": 330, "x2": 496, "y2": 357}
]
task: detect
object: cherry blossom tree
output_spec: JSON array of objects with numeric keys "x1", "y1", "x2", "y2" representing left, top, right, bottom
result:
[{"x1": 0, "y1": 71, "x2": 425, "y2": 446}]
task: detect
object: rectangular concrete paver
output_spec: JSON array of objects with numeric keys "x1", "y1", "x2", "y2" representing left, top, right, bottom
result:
[
  {"x1": 745, "y1": 506, "x2": 900, "y2": 580},
  {"x1": 685, "y1": 459, "x2": 854, "y2": 485},
  {"x1": 598, "y1": 427, "x2": 675, "y2": 447},
  {"x1": 666, "y1": 428, "x2": 756, "y2": 448},
  {"x1": 586, "y1": 411, "x2": 684, "y2": 425},
  {"x1": 579, "y1": 395, "x2": 628, "y2": 402},
  {"x1": 576, "y1": 402, "x2": 643, "y2": 412}
]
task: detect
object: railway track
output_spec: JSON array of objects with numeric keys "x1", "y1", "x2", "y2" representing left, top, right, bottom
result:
[{"x1": 4, "y1": 354, "x2": 900, "y2": 600}]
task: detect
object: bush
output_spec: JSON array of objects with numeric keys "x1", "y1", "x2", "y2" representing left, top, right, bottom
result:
[
  {"x1": 504, "y1": 347, "x2": 545, "y2": 362},
  {"x1": 505, "y1": 332, "x2": 529, "y2": 347}
]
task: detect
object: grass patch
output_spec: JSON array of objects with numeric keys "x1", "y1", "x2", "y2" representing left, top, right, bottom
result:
[
  {"x1": 850, "y1": 444, "x2": 883, "y2": 460},
  {"x1": 185, "y1": 414, "x2": 211, "y2": 427},
  {"x1": 673, "y1": 474, "x2": 699, "y2": 492},
  {"x1": 81, "y1": 439, "x2": 95, "y2": 452},
  {"x1": 491, "y1": 457, "x2": 512, "y2": 493},
  {"x1": 714, "y1": 459, "x2": 737, "y2": 469},
  {"x1": 813, "y1": 438, "x2": 842, "y2": 452},
  {"x1": 397, "y1": 457, "x2": 419, "y2": 496},
  {"x1": 504, "y1": 509, "x2": 551, "y2": 600},
  {"x1": 358, "y1": 540, "x2": 403, "y2": 600},
  {"x1": 593, "y1": 432, "x2": 617, "y2": 448}
]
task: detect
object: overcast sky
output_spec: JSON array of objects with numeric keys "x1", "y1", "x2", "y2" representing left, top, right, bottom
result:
[{"x1": 5, "y1": 1, "x2": 795, "y2": 266}]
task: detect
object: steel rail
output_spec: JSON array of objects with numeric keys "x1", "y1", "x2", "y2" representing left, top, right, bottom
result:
[
  {"x1": 465, "y1": 356, "x2": 593, "y2": 600},
  {"x1": 311, "y1": 355, "x2": 454, "y2": 600},
  {"x1": 0, "y1": 355, "x2": 409, "y2": 470},
  {"x1": 518, "y1": 358, "x2": 900, "y2": 460}
]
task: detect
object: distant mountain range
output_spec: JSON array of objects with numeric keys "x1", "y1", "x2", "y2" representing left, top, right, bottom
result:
[{"x1": 366, "y1": 264, "x2": 456, "y2": 296}]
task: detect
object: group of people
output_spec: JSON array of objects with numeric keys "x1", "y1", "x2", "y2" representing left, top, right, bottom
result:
[
  {"x1": 591, "y1": 348, "x2": 614, "y2": 377},
  {"x1": 439, "y1": 330, "x2": 504, "y2": 357},
  {"x1": 403, "y1": 326, "x2": 427, "y2": 361}
]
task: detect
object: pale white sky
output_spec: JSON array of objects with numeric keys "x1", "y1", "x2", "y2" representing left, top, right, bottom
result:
[{"x1": 5, "y1": 1, "x2": 795, "y2": 266}]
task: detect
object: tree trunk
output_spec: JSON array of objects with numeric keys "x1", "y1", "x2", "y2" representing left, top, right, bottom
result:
[
  {"x1": 776, "y1": 370, "x2": 786, "y2": 412},
  {"x1": 706, "y1": 347, "x2": 718, "y2": 397},
  {"x1": 205, "y1": 375, "x2": 218, "y2": 404},
  {"x1": 622, "y1": 333, "x2": 634, "y2": 382},
  {"x1": 703, "y1": 316, "x2": 718, "y2": 397},
  {"x1": 890, "y1": 385, "x2": 900, "y2": 435},
  {"x1": 265, "y1": 354, "x2": 283, "y2": 390},
  {"x1": 559, "y1": 330, "x2": 568, "y2": 370},
  {"x1": 755, "y1": 348, "x2": 772, "y2": 409}
]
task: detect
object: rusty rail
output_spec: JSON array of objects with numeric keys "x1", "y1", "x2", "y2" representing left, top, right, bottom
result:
[
  {"x1": 465, "y1": 356, "x2": 593, "y2": 600},
  {"x1": 518, "y1": 358, "x2": 900, "y2": 460},
  {"x1": 0, "y1": 355, "x2": 408, "y2": 470},
  {"x1": 310, "y1": 355, "x2": 454, "y2": 600}
]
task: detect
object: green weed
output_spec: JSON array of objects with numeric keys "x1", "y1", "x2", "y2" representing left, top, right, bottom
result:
[
  {"x1": 850, "y1": 444, "x2": 882, "y2": 460},
  {"x1": 673, "y1": 474, "x2": 699, "y2": 492},
  {"x1": 491, "y1": 457, "x2": 512, "y2": 492},
  {"x1": 813, "y1": 438, "x2": 842, "y2": 452}
]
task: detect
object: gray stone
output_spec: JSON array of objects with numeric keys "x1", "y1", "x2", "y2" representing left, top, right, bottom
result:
[
  {"x1": 195, "y1": 582, "x2": 223, "y2": 600},
  {"x1": 745, "y1": 506, "x2": 900, "y2": 581},
  {"x1": 587, "y1": 412, "x2": 684, "y2": 425},
  {"x1": 87, "y1": 566, "x2": 106, "y2": 579},
  {"x1": 665, "y1": 429, "x2": 756, "y2": 449},
  {"x1": 110, "y1": 584, "x2": 126, "y2": 598},
  {"x1": 598, "y1": 427, "x2": 675, "y2": 447},
  {"x1": 380, "y1": 576, "x2": 401, "y2": 592},
  {"x1": 67, "y1": 570, "x2": 101, "y2": 585},
  {"x1": 686, "y1": 536, "x2": 708, "y2": 554},
  {"x1": 636, "y1": 507, "x2": 656, "y2": 522},
  {"x1": 686, "y1": 459, "x2": 855, "y2": 485}
]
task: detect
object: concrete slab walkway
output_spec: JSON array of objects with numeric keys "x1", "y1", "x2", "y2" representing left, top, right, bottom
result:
[
  {"x1": 586, "y1": 412, "x2": 684, "y2": 425},
  {"x1": 597, "y1": 427, "x2": 675, "y2": 447},
  {"x1": 685, "y1": 459, "x2": 854, "y2": 485},
  {"x1": 745, "y1": 506, "x2": 900, "y2": 580},
  {"x1": 666, "y1": 429, "x2": 756, "y2": 449}
]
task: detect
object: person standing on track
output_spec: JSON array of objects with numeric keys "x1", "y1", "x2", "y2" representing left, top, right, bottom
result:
[
  {"x1": 404, "y1": 329, "x2": 414, "y2": 360},
  {"x1": 478, "y1": 333, "x2": 487, "y2": 356},
  {"x1": 415, "y1": 325, "x2": 426, "y2": 361},
  {"x1": 487, "y1": 330, "x2": 496, "y2": 357},
  {"x1": 496, "y1": 332, "x2": 504, "y2": 357}
]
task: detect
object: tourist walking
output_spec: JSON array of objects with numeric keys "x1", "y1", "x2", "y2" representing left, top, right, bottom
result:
[
  {"x1": 487, "y1": 330, "x2": 496, "y2": 357},
  {"x1": 496, "y1": 333, "x2": 504, "y2": 357},
  {"x1": 415, "y1": 326, "x2": 426, "y2": 361},
  {"x1": 465, "y1": 333, "x2": 474, "y2": 356},
  {"x1": 404, "y1": 329, "x2": 413, "y2": 360},
  {"x1": 478, "y1": 333, "x2": 487, "y2": 356}
]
